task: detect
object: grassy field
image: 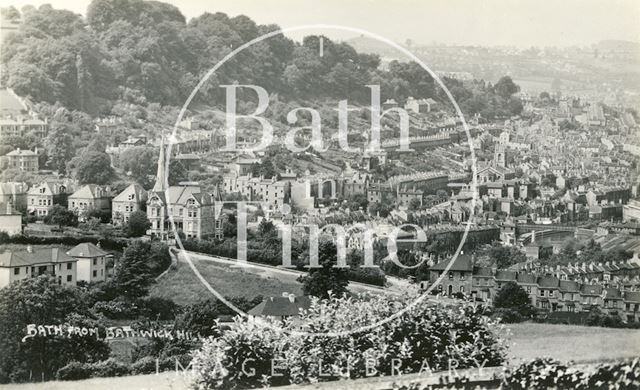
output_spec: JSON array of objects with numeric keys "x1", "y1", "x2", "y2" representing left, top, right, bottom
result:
[
  {"x1": 506, "y1": 322, "x2": 640, "y2": 364},
  {"x1": 149, "y1": 258, "x2": 302, "y2": 306}
]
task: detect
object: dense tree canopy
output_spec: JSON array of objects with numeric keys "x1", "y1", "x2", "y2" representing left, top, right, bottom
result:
[
  {"x1": 0, "y1": 276, "x2": 109, "y2": 383},
  {"x1": 298, "y1": 241, "x2": 349, "y2": 299},
  {"x1": 1, "y1": 0, "x2": 522, "y2": 119}
]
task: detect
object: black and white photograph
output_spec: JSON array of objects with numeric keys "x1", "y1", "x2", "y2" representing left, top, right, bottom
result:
[{"x1": 0, "y1": 1, "x2": 639, "y2": 389}]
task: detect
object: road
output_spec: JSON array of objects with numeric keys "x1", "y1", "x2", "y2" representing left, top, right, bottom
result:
[{"x1": 175, "y1": 249, "x2": 411, "y2": 295}]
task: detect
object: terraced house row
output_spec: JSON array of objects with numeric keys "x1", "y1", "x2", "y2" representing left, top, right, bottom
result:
[{"x1": 427, "y1": 254, "x2": 640, "y2": 322}]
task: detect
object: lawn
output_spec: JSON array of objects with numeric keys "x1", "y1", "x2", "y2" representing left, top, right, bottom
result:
[
  {"x1": 506, "y1": 322, "x2": 640, "y2": 364},
  {"x1": 149, "y1": 258, "x2": 303, "y2": 306}
]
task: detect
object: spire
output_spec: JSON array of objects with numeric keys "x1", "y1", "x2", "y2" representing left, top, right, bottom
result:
[{"x1": 153, "y1": 136, "x2": 167, "y2": 192}]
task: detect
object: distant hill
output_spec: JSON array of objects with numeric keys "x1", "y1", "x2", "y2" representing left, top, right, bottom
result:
[
  {"x1": 345, "y1": 35, "x2": 402, "y2": 58},
  {"x1": 595, "y1": 40, "x2": 640, "y2": 52}
]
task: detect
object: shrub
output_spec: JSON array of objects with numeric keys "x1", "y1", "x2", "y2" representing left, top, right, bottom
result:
[
  {"x1": 90, "y1": 358, "x2": 130, "y2": 377},
  {"x1": 92, "y1": 299, "x2": 140, "y2": 319},
  {"x1": 492, "y1": 307, "x2": 523, "y2": 324},
  {"x1": 140, "y1": 296, "x2": 179, "y2": 320},
  {"x1": 586, "y1": 358, "x2": 640, "y2": 389},
  {"x1": 56, "y1": 361, "x2": 92, "y2": 381},
  {"x1": 502, "y1": 358, "x2": 585, "y2": 390},
  {"x1": 502, "y1": 358, "x2": 640, "y2": 390},
  {"x1": 191, "y1": 293, "x2": 507, "y2": 388},
  {"x1": 131, "y1": 356, "x2": 158, "y2": 375}
]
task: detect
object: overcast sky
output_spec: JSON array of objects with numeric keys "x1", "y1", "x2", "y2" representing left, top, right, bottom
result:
[{"x1": 6, "y1": 0, "x2": 640, "y2": 47}]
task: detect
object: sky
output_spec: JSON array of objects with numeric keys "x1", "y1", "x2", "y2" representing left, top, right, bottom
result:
[{"x1": 5, "y1": 0, "x2": 640, "y2": 47}]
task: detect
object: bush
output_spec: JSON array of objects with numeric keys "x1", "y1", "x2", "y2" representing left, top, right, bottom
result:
[
  {"x1": 503, "y1": 358, "x2": 640, "y2": 390},
  {"x1": 586, "y1": 358, "x2": 640, "y2": 389},
  {"x1": 92, "y1": 299, "x2": 140, "y2": 319},
  {"x1": 492, "y1": 307, "x2": 523, "y2": 324},
  {"x1": 140, "y1": 297, "x2": 179, "y2": 320},
  {"x1": 2, "y1": 234, "x2": 128, "y2": 251},
  {"x1": 502, "y1": 358, "x2": 585, "y2": 389},
  {"x1": 90, "y1": 358, "x2": 130, "y2": 377},
  {"x1": 131, "y1": 356, "x2": 158, "y2": 375},
  {"x1": 191, "y1": 293, "x2": 507, "y2": 388},
  {"x1": 56, "y1": 361, "x2": 92, "y2": 381}
]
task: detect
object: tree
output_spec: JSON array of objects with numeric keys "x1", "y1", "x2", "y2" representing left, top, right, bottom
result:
[
  {"x1": 345, "y1": 193, "x2": 368, "y2": 211},
  {"x1": 298, "y1": 241, "x2": 349, "y2": 299},
  {"x1": 486, "y1": 244, "x2": 527, "y2": 269},
  {"x1": 408, "y1": 198, "x2": 422, "y2": 211},
  {"x1": 75, "y1": 151, "x2": 115, "y2": 185},
  {"x1": 125, "y1": 210, "x2": 151, "y2": 237},
  {"x1": 494, "y1": 76, "x2": 520, "y2": 99},
  {"x1": 0, "y1": 276, "x2": 109, "y2": 383},
  {"x1": 45, "y1": 123, "x2": 74, "y2": 174},
  {"x1": 44, "y1": 205, "x2": 78, "y2": 228},
  {"x1": 168, "y1": 160, "x2": 188, "y2": 186},
  {"x1": 120, "y1": 147, "x2": 157, "y2": 188},
  {"x1": 493, "y1": 282, "x2": 534, "y2": 319},
  {"x1": 112, "y1": 241, "x2": 156, "y2": 299}
]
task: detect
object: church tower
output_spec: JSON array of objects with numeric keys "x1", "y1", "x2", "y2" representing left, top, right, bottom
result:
[
  {"x1": 152, "y1": 136, "x2": 167, "y2": 192},
  {"x1": 494, "y1": 143, "x2": 507, "y2": 168}
]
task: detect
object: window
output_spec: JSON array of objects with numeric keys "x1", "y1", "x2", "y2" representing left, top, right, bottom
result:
[
  {"x1": 13, "y1": 268, "x2": 19, "y2": 275},
  {"x1": 93, "y1": 258, "x2": 97, "y2": 265},
  {"x1": 527, "y1": 286, "x2": 531, "y2": 293},
  {"x1": 66, "y1": 275, "x2": 72, "y2": 282},
  {"x1": 93, "y1": 270, "x2": 97, "y2": 277},
  {"x1": 459, "y1": 273, "x2": 465, "y2": 281},
  {"x1": 66, "y1": 263, "x2": 72, "y2": 270},
  {"x1": 448, "y1": 272, "x2": 453, "y2": 280},
  {"x1": 539, "y1": 289, "x2": 544, "y2": 296}
]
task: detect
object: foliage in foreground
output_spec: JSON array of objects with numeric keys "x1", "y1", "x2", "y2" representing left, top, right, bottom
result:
[
  {"x1": 0, "y1": 276, "x2": 109, "y2": 383},
  {"x1": 190, "y1": 293, "x2": 507, "y2": 389},
  {"x1": 501, "y1": 357, "x2": 640, "y2": 390}
]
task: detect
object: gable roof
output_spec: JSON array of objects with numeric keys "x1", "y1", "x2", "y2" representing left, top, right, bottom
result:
[
  {"x1": 0, "y1": 248, "x2": 76, "y2": 268},
  {"x1": 248, "y1": 296, "x2": 311, "y2": 317},
  {"x1": 113, "y1": 183, "x2": 147, "y2": 203},
  {"x1": 67, "y1": 243, "x2": 109, "y2": 258},
  {"x1": 27, "y1": 182, "x2": 66, "y2": 196},
  {"x1": 429, "y1": 254, "x2": 473, "y2": 272},
  {"x1": 69, "y1": 184, "x2": 110, "y2": 200}
]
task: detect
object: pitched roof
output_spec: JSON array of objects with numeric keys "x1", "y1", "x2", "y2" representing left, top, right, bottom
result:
[
  {"x1": 537, "y1": 275, "x2": 560, "y2": 288},
  {"x1": 6, "y1": 149, "x2": 37, "y2": 157},
  {"x1": 0, "y1": 248, "x2": 76, "y2": 268},
  {"x1": 248, "y1": 296, "x2": 311, "y2": 317},
  {"x1": 113, "y1": 183, "x2": 147, "y2": 203},
  {"x1": 603, "y1": 288, "x2": 622, "y2": 299},
  {"x1": 624, "y1": 291, "x2": 640, "y2": 303},
  {"x1": 580, "y1": 284, "x2": 603, "y2": 295},
  {"x1": 69, "y1": 184, "x2": 110, "y2": 199},
  {"x1": 429, "y1": 254, "x2": 473, "y2": 272},
  {"x1": 516, "y1": 273, "x2": 537, "y2": 284},
  {"x1": 474, "y1": 266, "x2": 493, "y2": 276},
  {"x1": 67, "y1": 243, "x2": 109, "y2": 258},
  {"x1": 495, "y1": 270, "x2": 517, "y2": 281},
  {"x1": 559, "y1": 280, "x2": 580, "y2": 292}
]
